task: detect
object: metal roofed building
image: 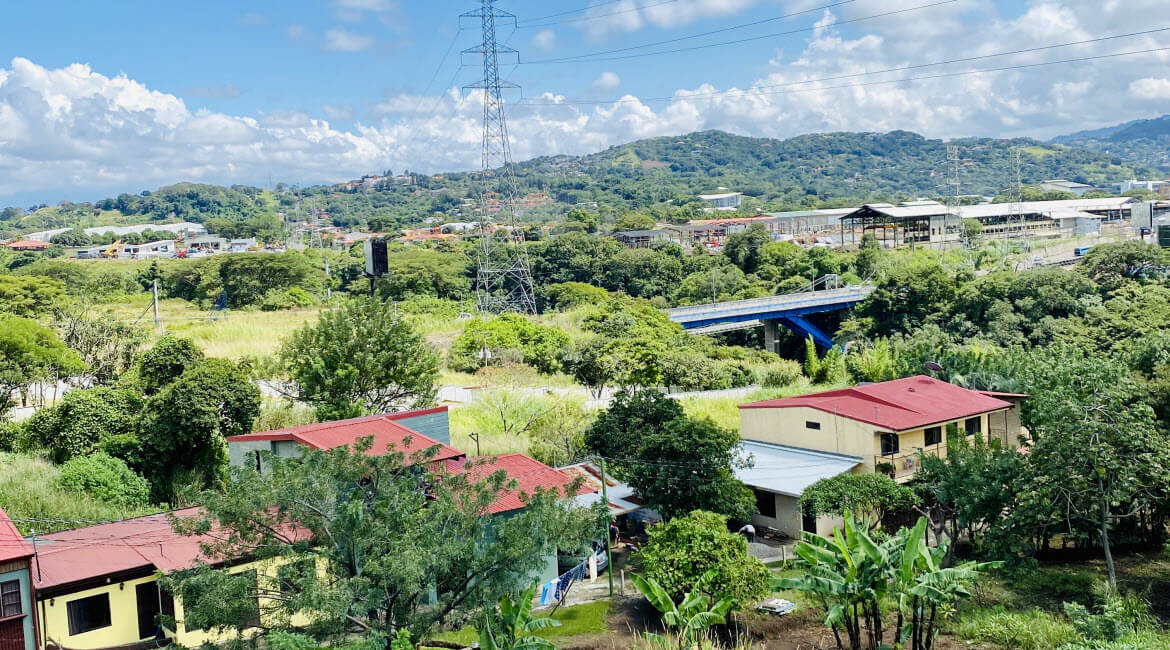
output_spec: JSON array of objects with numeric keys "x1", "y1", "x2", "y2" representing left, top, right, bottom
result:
[
  {"x1": 697, "y1": 191, "x2": 742, "y2": 211},
  {"x1": 0, "y1": 507, "x2": 35, "y2": 650},
  {"x1": 734, "y1": 441, "x2": 862, "y2": 537},
  {"x1": 1040, "y1": 179, "x2": 1094, "y2": 196}
]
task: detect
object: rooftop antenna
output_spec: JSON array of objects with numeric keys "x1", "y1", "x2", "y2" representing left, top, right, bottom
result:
[{"x1": 462, "y1": 0, "x2": 537, "y2": 314}]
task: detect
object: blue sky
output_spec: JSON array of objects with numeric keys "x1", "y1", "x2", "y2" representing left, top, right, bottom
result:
[{"x1": 1, "y1": 0, "x2": 1167, "y2": 205}]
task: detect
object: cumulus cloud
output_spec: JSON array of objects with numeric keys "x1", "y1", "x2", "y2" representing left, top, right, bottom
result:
[
  {"x1": 1129, "y1": 77, "x2": 1170, "y2": 100},
  {"x1": 532, "y1": 29, "x2": 556, "y2": 53},
  {"x1": 580, "y1": 0, "x2": 760, "y2": 40},
  {"x1": 592, "y1": 71, "x2": 622, "y2": 90},
  {"x1": 323, "y1": 28, "x2": 375, "y2": 52},
  {"x1": 4, "y1": 0, "x2": 1170, "y2": 202}
]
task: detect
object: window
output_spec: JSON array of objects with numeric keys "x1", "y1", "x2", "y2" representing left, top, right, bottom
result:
[
  {"x1": 965, "y1": 417, "x2": 982, "y2": 436},
  {"x1": 253, "y1": 450, "x2": 262, "y2": 472},
  {"x1": 924, "y1": 426, "x2": 942, "y2": 447},
  {"x1": 754, "y1": 489, "x2": 776, "y2": 519},
  {"x1": 67, "y1": 594, "x2": 111, "y2": 636},
  {"x1": 1, "y1": 580, "x2": 21, "y2": 618},
  {"x1": 805, "y1": 421, "x2": 821, "y2": 430},
  {"x1": 880, "y1": 433, "x2": 900, "y2": 456}
]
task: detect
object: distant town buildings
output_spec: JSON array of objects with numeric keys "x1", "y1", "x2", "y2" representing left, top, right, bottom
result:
[{"x1": 1039, "y1": 179, "x2": 1094, "y2": 196}]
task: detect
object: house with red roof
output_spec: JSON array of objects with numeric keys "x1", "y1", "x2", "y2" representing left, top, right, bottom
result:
[
  {"x1": 736, "y1": 376, "x2": 1023, "y2": 537},
  {"x1": 29, "y1": 508, "x2": 314, "y2": 650},
  {"x1": 2, "y1": 240, "x2": 52, "y2": 252},
  {"x1": 0, "y1": 507, "x2": 35, "y2": 650},
  {"x1": 225, "y1": 407, "x2": 460, "y2": 472}
]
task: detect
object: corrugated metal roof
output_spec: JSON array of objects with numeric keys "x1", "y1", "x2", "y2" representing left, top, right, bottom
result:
[
  {"x1": 0, "y1": 507, "x2": 32, "y2": 563},
  {"x1": 559, "y1": 461, "x2": 645, "y2": 515},
  {"x1": 442, "y1": 454, "x2": 588, "y2": 515},
  {"x1": 740, "y1": 375, "x2": 1012, "y2": 431},
  {"x1": 226, "y1": 410, "x2": 463, "y2": 463},
  {"x1": 735, "y1": 441, "x2": 862, "y2": 497}
]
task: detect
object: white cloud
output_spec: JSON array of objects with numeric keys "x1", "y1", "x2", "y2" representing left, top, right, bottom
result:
[
  {"x1": 323, "y1": 28, "x2": 375, "y2": 52},
  {"x1": 532, "y1": 29, "x2": 556, "y2": 53},
  {"x1": 323, "y1": 104, "x2": 355, "y2": 120},
  {"x1": 1129, "y1": 77, "x2": 1170, "y2": 101},
  {"x1": 5, "y1": 0, "x2": 1170, "y2": 202},
  {"x1": 186, "y1": 83, "x2": 243, "y2": 99},
  {"x1": 592, "y1": 72, "x2": 622, "y2": 90},
  {"x1": 581, "y1": 0, "x2": 759, "y2": 40},
  {"x1": 334, "y1": 0, "x2": 394, "y2": 10},
  {"x1": 285, "y1": 24, "x2": 306, "y2": 40}
]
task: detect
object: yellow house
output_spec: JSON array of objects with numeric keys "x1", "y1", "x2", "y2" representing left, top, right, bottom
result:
[
  {"x1": 31, "y1": 509, "x2": 314, "y2": 650},
  {"x1": 736, "y1": 376, "x2": 1023, "y2": 537}
]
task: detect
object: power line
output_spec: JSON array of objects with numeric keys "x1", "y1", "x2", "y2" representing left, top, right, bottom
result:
[
  {"x1": 515, "y1": 41, "x2": 1170, "y2": 107},
  {"x1": 515, "y1": 0, "x2": 626, "y2": 25},
  {"x1": 524, "y1": 0, "x2": 857, "y2": 63},
  {"x1": 517, "y1": 0, "x2": 680, "y2": 29},
  {"x1": 520, "y1": 0, "x2": 958, "y2": 64}
]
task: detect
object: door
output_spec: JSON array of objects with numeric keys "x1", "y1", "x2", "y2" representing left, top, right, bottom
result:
[
  {"x1": 0, "y1": 618, "x2": 23, "y2": 650},
  {"x1": 135, "y1": 582, "x2": 174, "y2": 640}
]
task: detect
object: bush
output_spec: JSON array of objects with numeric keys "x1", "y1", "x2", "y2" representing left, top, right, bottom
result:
[
  {"x1": 636, "y1": 510, "x2": 770, "y2": 610},
  {"x1": 449, "y1": 314, "x2": 571, "y2": 374},
  {"x1": 761, "y1": 359, "x2": 803, "y2": 387},
  {"x1": 57, "y1": 453, "x2": 151, "y2": 507},
  {"x1": 25, "y1": 387, "x2": 143, "y2": 463},
  {"x1": 259, "y1": 286, "x2": 316, "y2": 311}
]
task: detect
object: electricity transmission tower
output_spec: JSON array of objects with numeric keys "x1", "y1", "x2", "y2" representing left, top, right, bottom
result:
[
  {"x1": 945, "y1": 144, "x2": 961, "y2": 248},
  {"x1": 1009, "y1": 147, "x2": 1023, "y2": 247},
  {"x1": 462, "y1": 0, "x2": 537, "y2": 314}
]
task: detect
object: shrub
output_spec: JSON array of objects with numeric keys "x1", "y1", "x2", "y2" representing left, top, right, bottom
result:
[
  {"x1": 636, "y1": 510, "x2": 770, "y2": 610},
  {"x1": 25, "y1": 387, "x2": 143, "y2": 463},
  {"x1": 450, "y1": 314, "x2": 571, "y2": 374},
  {"x1": 259, "y1": 286, "x2": 316, "y2": 311},
  {"x1": 57, "y1": 452, "x2": 151, "y2": 507},
  {"x1": 761, "y1": 359, "x2": 803, "y2": 387}
]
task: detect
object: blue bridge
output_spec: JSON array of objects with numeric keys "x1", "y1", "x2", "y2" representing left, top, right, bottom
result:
[{"x1": 665, "y1": 284, "x2": 875, "y2": 350}]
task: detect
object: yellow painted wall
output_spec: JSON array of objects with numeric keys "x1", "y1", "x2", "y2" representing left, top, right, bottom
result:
[
  {"x1": 39, "y1": 557, "x2": 315, "y2": 650},
  {"x1": 739, "y1": 407, "x2": 1010, "y2": 476}
]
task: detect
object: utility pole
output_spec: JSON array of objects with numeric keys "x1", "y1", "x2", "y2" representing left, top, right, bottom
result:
[
  {"x1": 151, "y1": 279, "x2": 161, "y2": 328},
  {"x1": 324, "y1": 257, "x2": 332, "y2": 300},
  {"x1": 598, "y1": 457, "x2": 615, "y2": 598},
  {"x1": 463, "y1": 0, "x2": 537, "y2": 314}
]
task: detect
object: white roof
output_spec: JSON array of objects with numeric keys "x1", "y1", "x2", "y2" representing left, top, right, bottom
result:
[
  {"x1": 847, "y1": 197, "x2": 1137, "y2": 221},
  {"x1": 699, "y1": 192, "x2": 741, "y2": 200},
  {"x1": 561, "y1": 461, "x2": 646, "y2": 516},
  {"x1": 735, "y1": 441, "x2": 862, "y2": 497}
]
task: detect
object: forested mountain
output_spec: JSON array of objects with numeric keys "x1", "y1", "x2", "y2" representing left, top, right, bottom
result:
[
  {"x1": 1052, "y1": 114, "x2": 1170, "y2": 172},
  {"x1": 1, "y1": 129, "x2": 1161, "y2": 240}
]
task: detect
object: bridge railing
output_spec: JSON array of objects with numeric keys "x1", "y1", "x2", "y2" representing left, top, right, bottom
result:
[{"x1": 666, "y1": 285, "x2": 873, "y2": 321}]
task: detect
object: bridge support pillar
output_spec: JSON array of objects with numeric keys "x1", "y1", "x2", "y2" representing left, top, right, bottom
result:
[{"x1": 763, "y1": 319, "x2": 780, "y2": 355}]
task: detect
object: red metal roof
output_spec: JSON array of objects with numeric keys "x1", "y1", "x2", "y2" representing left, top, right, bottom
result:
[
  {"x1": 0, "y1": 507, "x2": 32, "y2": 563},
  {"x1": 4, "y1": 240, "x2": 52, "y2": 250},
  {"x1": 30, "y1": 508, "x2": 311, "y2": 593},
  {"x1": 31, "y1": 508, "x2": 312, "y2": 593},
  {"x1": 441, "y1": 454, "x2": 588, "y2": 515},
  {"x1": 739, "y1": 376, "x2": 1013, "y2": 431},
  {"x1": 226, "y1": 411, "x2": 463, "y2": 463}
]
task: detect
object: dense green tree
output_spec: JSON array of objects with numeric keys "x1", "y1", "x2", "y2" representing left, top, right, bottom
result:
[
  {"x1": 636, "y1": 510, "x2": 771, "y2": 608},
  {"x1": 0, "y1": 315, "x2": 84, "y2": 415},
  {"x1": 722, "y1": 224, "x2": 773, "y2": 273},
  {"x1": 542, "y1": 282, "x2": 609, "y2": 310},
  {"x1": 219, "y1": 253, "x2": 323, "y2": 308},
  {"x1": 1078, "y1": 240, "x2": 1168, "y2": 294},
  {"x1": 373, "y1": 246, "x2": 472, "y2": 300},
  {"x1": 280, "y1": 297, "x2": 439, "y2": 420},
  {"x1": 449, "y1": 314, "x2": 571, "y2": 374},
  {"x1": 0, "y1": 275, "x2": 66, "y2": 316},
  {"x1": 583, "y1": 388, "x2": 684, "y2": 475},
  {"x1": 25, "y1": 386, "x2": 143, "y2": 463},
  {"x1": 139, "y1": 358, "x2": 261, "y2": 500},
  {"x1": 857, "y1": 255, "x2": 962, "y2": 335},
  {"x1": 164, "y1": 439, "x2": 595, "y2": 644},
  {"x1": 800, "y1": 473, "x2": 918, "y2": 524},
  {"x1": 135, "y1": 335, "x2": 205, "y2": 395},
  {"x1": 1015, "y1": 345, "x2": 1170, "y2": 589},
  {"x1": 945, "y1": 267, "x2": 1098, "y2": 346},
  {"x1": 631, "y1": 415, "x2": 756, "y2": 521}
]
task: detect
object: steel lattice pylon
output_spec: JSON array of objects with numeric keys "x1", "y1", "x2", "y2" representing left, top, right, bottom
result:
[{"x1": 462, "y1": 0, "x2": 536, "y2": 314}]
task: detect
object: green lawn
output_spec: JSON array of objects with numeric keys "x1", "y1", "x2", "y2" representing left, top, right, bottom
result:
[{"x1": 426, "y1": 600, "x2": 611, "y2": 647}]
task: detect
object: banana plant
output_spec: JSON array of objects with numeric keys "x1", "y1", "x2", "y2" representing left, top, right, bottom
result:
[
  {"x1": 632, "y1": 571, "x2": 734, "y2": 650},
  {"x1": 475, "y1": 584, "x2": 561, "y2": 650}
]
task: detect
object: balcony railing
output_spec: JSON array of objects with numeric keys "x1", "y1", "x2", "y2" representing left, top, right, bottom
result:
[{"x1": 874, "y1": 444, "x2": 945, "y2": 481}]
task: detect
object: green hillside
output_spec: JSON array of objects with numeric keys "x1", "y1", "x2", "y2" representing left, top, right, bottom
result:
[
  {"x1": 2, "y1": 129, "x2": 1159, "y2": 240},
  {"x1": 1052, "y1": 115, "x2": 1170, "y2": 172}
]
